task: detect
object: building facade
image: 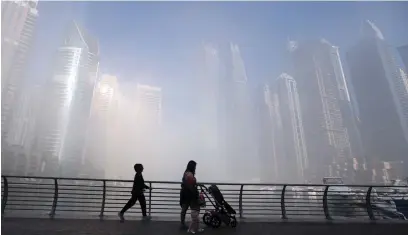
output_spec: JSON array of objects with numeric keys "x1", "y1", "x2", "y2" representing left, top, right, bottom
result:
[
  {"x1": 38, "y1": 21, "x2": 99, "y2": 177},
  {"x1": 1, "y1": 85, "x2": 42, "y2": 176},
  {"x1": 347, "y1": 20, "x2": 408, "y2": 182},
  {"x1": 290, "y1": 39, "x2": 354, "y2": 183},
  {"x1": 1, "y1": 0, "x2": 39, "y2": 145},
  {"x1": 130, "y1": 84, "x2": 162, "y2": 180},
  {"x1": 398, "y1": 44, "x2": 408, "y2": 71},
  {"x1": 222, "y1": 43, "x2": 259, "y2": 183},
  {"x1": 83, "y1": 75, "x2": 119, "y2": 178},
  {"x1": 263, "y1": 73, "x2": 308, "y2": 183},
  {"x1": 194, "y1": 43, "x2": 228, "y2": 181}
]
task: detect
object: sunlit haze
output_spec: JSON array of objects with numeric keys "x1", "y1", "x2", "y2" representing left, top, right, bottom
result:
[{"x1": 2, "y1": 1, "x2": 408, "y2": 185}]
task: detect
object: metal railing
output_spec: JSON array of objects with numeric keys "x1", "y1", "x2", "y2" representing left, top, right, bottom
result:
[{"x1": 1, "y1": 175, "x2": 407, "y2": 221}]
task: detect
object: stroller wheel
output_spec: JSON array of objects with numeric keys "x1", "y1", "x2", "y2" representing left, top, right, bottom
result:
[
  {"x1": 210, "y1": 216, "x2": 222, "y2": 228},
  {"x1": 203, "y1": 213, "x2": 211, "y2": 226},
  {"x1": 230, "y1": 217, "x2": 237, "y2": 228}
]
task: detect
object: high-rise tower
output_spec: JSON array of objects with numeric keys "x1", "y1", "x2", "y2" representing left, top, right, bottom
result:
[
  {"x1": 84, "y1": 75, "x2": 119, "y2": 178},
  {"x1": 263, "y1": 73, "x2": 308, "y2": 183},
  {"x1": 347, "y1": 20, "x2": 408, "y2": 181},
  {"x1": 1, "y1": 0, "x2": 39, "y2": 142},
  {"x1": 290, "y1": 39, "x2": 353, "y2": 183},
  {"x1": 38, "y1": 21, "x2": 99, "y2": 177}
]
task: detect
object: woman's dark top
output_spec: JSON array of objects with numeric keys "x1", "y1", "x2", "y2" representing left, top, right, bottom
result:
[{"x1": 180, "y1": 171, "x2": 199, "y2": 206}]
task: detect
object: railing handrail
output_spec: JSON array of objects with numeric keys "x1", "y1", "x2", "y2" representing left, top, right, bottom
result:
[
  {"x1": 2, "y1": 175, "x2": 405, "y2": 188},
  {"x1": 2, "y1": 175, "x2": 408, "y2": 222}
]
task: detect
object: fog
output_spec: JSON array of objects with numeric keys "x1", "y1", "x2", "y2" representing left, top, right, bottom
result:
[{"x1": 2, "y1": 1, "x2": 408, "y2": 185}]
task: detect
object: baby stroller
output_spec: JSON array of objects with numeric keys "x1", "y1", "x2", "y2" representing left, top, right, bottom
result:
[{"x1": 199, "y1": 184, "x2": 237, "y2": 228}]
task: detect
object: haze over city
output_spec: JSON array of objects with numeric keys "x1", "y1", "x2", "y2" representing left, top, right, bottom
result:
[{"x1": 2, "y1": 1, "x2": 408, "y2": 185}]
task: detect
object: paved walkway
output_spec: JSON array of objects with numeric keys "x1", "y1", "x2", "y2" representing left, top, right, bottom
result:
[{"x1": 2, "y1": 218, "x2": 408, "y2": 235}]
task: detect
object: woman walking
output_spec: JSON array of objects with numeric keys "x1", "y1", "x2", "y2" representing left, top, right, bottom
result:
[
  {"x1": 180, "y1": 160, "x2": 203, "y2": 234},
  {"x1": 118, "y1": 163, "x2": 150, "y2": 222}
]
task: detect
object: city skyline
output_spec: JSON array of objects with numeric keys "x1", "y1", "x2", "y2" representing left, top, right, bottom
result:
[{"x1": 2, "y1": 1, "x2": 408, "y2": 183}]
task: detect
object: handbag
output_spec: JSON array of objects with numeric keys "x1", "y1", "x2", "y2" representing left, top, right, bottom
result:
[{"x1": 198, "y1": 191, "x2": 206, "y2": 208}]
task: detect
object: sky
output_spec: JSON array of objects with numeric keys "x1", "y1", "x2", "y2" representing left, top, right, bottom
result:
[{"x1": 29, "y1": 1, "x2": 408, "y2": 126}]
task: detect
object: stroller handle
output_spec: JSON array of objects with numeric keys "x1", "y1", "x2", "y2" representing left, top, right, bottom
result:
[{"x1": 198, "y1": 184, "x2": 208, "y2": 191}]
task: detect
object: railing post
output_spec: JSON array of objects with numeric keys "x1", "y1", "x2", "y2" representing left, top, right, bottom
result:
[
  {"x1": 366, "y1": 186, "x2": 375, "y2": 220},
  {"x1": 49, "y1": 178, "x2": 58, "y2": 219},
  {"x1": 281, "y1": 185, "x2": 287, "y2": 220},
  {"x1": 148, "y1": 182, "x2": 152, "y2": 216},
  {"x1": 323, "y1": 186, "x2": 332, "y2": 220},
  {"x1": 238, "y1": 184, "x2": 244, "y2": 219},
  {"x1": 2, "y1": 176, "x2": 8, "y2": 216},
  {"x1": 99, "y1": 180, "x2": 106, "y2": 219}
]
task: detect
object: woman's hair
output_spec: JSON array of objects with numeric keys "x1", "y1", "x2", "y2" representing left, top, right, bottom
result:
[
  {"x1": 134, "y1": 163, "x2": 143, "y2": 173},
  {"x1": 185, "y1": 160, "x2": 197, "y2": 175}
]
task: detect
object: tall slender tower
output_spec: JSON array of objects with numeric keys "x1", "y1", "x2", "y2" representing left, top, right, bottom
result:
[
  {"x1": 83, "y1": 75, "x2": 118, "y2": 178},
  {"x1": 199, "y1": 43, "x2": 221, "y2": 151},
  {"x1": 194, "y1": 43, "x2": 227, "y2": 181},
  {"x1": 1, "y1": 0, "x2": 39, "y2": 143},
  {"x1": 347, "y1": 20, "x2": 408, "y2": 181},
  {"x1": 290, "y1": 39, "x2": 353, "y2": 183},
  {"x1": 264, "y1": 73, "x2": 308, "y2": 183},
  {"x1": 223, "y1": 43, "x2": 258, "y2": 183},
  {"x1": 38, "y1": 21, "x2": 99, "y2": 177}
]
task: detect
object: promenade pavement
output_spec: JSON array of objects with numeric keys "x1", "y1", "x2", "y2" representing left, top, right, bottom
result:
[{"x1": 2, "y1": 217, "x2": 408, "y2": 235}]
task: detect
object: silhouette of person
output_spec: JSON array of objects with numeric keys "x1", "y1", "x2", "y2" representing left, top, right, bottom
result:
[
  {"x1": 180, "y1": 160, "x2": 203, "y2": 233},
  {"x1": 118, "y1": 163, "x2": 150, "y2": 222}
]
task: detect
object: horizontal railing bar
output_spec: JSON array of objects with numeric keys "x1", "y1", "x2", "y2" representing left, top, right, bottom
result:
[
  {"x1": 6, "y1": 204, "x2": 53, "y2": 207},
  {"x1": 105, "y1": 186, "x2": 131, "y2": 189},
  {"x1": 7, "y1": 199, "x2": 52, "y2": 202},
  {"x1": 149, "y1": 188, "x2": 179, "y2": 191},
  {"x1": 58, "y1": 188, "x2": 102, "y2": 192},
  {"x1": 56, "y1": 201, "x2": 102, "y2": 204},
  {"x1": 4, "y1": 175, "x2": 403, "y2": 187},
  {"x1": 58, "y1": 185, "x2": 103, "y2": 188},
  {"x1": 57, "y1": 196, "x2": 102, "y2": 200},
  {"x1": 7, "y1": 191, "x2": 54, "y2": 194},
  {"x1": 242, "y1": 205, "x2": 282, "y2": 208},
  {"x1": 56, "y1": 192, "x2": 102, "y2": 196},
  {"x1": 57, "y1": 205, "x2": 102, "y2": 208},
  {"x1": 7, "y1": 185, "x2": 54, "y2": 188},
  {"x1": 4, "y1": 183, "x2": 55, "y2": 186},
  {"x1": 5, "y1": 208, "x2": 50, "y2": 211},
  {"x1": 150, "y1": 195, "x2": 179, "y2": 198},
  {"x1": 55, "y1": 209, "x2": 101, "y2": 212}
]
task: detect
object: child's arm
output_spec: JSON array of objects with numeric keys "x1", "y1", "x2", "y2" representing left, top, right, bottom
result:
[{"x1": 141, "y1": 175, "x2": 150, "y2": 189}]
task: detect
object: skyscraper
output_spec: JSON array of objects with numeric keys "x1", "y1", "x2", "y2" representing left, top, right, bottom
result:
[
  {"x1": 347, "y1": 20, "x2": 408, "y2": 181},
  {"x1": 290, "y1": 39, "x2": 353, "y2": 183},
  {"x1": 194, "y1": 43, "x2": 228, "y2": 181},
  {"x1": 198, "y1": 43, "x2": 221, "y2": 151},
  {"x1": 222, "y1": 43, "x2": 258, "y2": 183},
  {"x1": 1, "y1": 0, "x2": 39, "y2": 143},
  {"x1": 263, "y1": 73, "x2": 308, "y2": 183},
  {"x1": 398, "y1": 44, "x2": 408, "y2": 71},
  {"x1": 135, "y1": 84, "x2": 162, "y2": 127},
  {"x1": 38, "y1": 21, "x2": 99, "y2": 177},
  {"x1": 84, "y1": 75, "x2": 119, "y2": 178},
  {"x1": 256, "y1": 84, "x2": 276, "y2": 183},
  {"x1": 1, "y1": 85, "x2": 42, "y2": 176},
  {"x1": 130, "y1": 84, "x2": 162, "y2": 180}
]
